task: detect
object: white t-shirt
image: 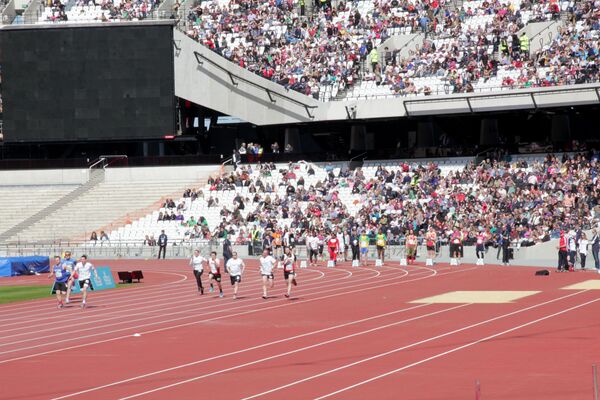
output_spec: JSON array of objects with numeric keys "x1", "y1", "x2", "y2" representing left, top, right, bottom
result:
[
  {"x1": 208, "y1": 258, "x2": 220, "y2": 274},
  {"x1": 308, "y1": 236, "x2": 320, "y2": 250},
  {"x1": 74, "y1": 262, "x2": 94, "y2": 280},
  {"x1": 282, "y1": 255, "x2": 295, "y2": 272},
  {"x1": 190, "y1": 255, "x2": 206, "y2": 272},
  {"x1": 259, "y1": 256, "x2": 277, "y2": 275},
  {"x1": 579, "y1": 239, "x2": 588, "y2": 255},
  {"x1": 226, "y1": 258, "x2": 245, "y2": 276}
]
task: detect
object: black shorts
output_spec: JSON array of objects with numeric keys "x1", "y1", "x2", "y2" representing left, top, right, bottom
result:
[
  {"x1": 230, "y1": 275, "x2": 241, "y2": 285},
  {"x1": 377, "y1": 245, "x2": 385, "y2": 251},
  {"x1": 78, "y1": 279, "x2": 94, "y2": 290},
  {"x1": 284, "y1": 270, "x2": 295, "y2": 280},
  {"x1": 209, "y1": 273, "x2": 221, "y2": 282},
  {"x1": 262, "y1": 273, "x2": 274, "y2": 279},
  {"x1": 318, "y1": 245, "x2": 324, "y2": 255},
  {"x1": 54, "y1": 282, "x2": 68, "y2": 292},
  {"x1": 426, "y1": 244, "x2": 435, "y2": 251},
  {"x1": 309, "y1": 249, "x2": 318, "y2": 257}
]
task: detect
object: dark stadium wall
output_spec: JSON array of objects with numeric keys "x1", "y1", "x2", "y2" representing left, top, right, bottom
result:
[{"x1": 0, "y1": 21, "x2": 176, "y2": 143}]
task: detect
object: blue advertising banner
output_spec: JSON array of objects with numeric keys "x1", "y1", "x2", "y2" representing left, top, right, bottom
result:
[
  {"x1": 51, "y1": 266, "x2": 115, "y2": 294},
  {"x1": 91, "y1": 266, "x2": 116, "y2": 290}
]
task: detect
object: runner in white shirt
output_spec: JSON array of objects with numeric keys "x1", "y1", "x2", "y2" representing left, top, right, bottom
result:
[
  {"x1": 226, "y1": 252, "x2": 245, "y2": 299},
  {"x1": 259, "y1": 249, "x2": 277, "y2": 299},
  {"x1": 73, "y1": 255, "x2": 99, "y2": 309},
  {"x1": 207, "y1": 251, "x2": 224, "y2": 298},
  {"x1": 189, "y1": 249, "x2": 207, "y2": 294}
]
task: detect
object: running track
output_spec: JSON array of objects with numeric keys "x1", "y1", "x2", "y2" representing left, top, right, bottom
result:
[{"x1": 1, "y1": 259, "x2": 599, "y2": 400}]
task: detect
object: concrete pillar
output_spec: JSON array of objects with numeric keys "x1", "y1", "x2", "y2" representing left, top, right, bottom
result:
[
  {"x1": 350, "y1": 125, "x2": 366, "y2": 151},
  {"x1": 285, "y1": 127, "x2": 300, "y2": 152},
  {"x1": 417, "y1": 122, "x2": 434, "y2": 147},
  {"x1": 551, "y1": 114, "x2": 570, "y2": 143},
  {"x1": 479, "y1": 118, "x2": 499, "y2": 146}
]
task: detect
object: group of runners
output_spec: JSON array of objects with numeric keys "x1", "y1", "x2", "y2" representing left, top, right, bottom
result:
[
  {"x1": 306, "y1": 229, "x2": 390, "y2": 267},
  {"x1": 48, "y1": 251, "x2": 98, "y2": 309},
  {"x1": 189, "y1": 248, "x2": 298, "y2": 299}
]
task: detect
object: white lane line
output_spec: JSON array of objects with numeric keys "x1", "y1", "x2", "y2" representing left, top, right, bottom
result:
[
  {"x1": 51, "y1": 303, "x2": 436, "y2": 399},
  {"x1": 0, "y1": 268, "x2": 330, "y2": 335},
  {"x1": 0, "y1": 268, "x2": 385, "y2": 348},
  {"x1": 314, "y1": 297, "x2": 600, "y2": 399},
  {"x1": 240, "y1": 289, "x2": 591, "y2": 399},
  {"x1": 0, "y1": 266, "x2": 434, "y2": 364},
  {"x1": 116, "y1": 304, "x2": 470, "y2": 400}
]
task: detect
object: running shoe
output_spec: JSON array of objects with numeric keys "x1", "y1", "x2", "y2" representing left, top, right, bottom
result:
[
  {"x1": 262, "y1": 296, "x2": 267, "y2": 299},
  {"x1": 233, "y1": 294, "x2": 237, "y2": 300},
  {"x1": 292, "y1": 278, "x2": 297, "y2": 286},
  {"x1": 284, "y1": 294, "x2": 290, "y2": 298},
  {"x1": 219, "y1": 292, "x2": 224, "y2": 298},
  {"x1": 80, "y1": 303, "x2": 86, "y2": 309},
  {"x1": 209, "y1": 286, "x2": 214, "y2": 293}
]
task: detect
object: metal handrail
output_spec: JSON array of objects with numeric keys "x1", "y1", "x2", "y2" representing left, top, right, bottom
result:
[
  {"x1": 193, "y1": 51, "x2": 318, "y2": 119},
  {"x1": 349, "y1": 152, "x2": 367, "y2": 162},
  {"x1": 88, "y1": 155, "x2": 128, "y2": 169}
]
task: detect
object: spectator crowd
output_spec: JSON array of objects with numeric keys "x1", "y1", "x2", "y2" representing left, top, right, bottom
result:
[
  {"x1": 143, "y1": 151, "x2": 600, "y2": 262},
  {"x1": 184, "y1": 0, "x2": 599, "y2": 98}
]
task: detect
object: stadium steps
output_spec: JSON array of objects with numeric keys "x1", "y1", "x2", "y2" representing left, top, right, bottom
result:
[
  {"x1": 0, "y1": 169, "x2": 106, "y2": 243},
  {"x1": 4, "y1": 176, "x2": 209, "y2": 243}
]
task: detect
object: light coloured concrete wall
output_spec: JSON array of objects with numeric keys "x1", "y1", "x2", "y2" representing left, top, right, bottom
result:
[
  {"x1": 104, "y1": 165, "x2": 219, "y2": 183},
  {"x1": 0, "y1": 169, "x2": 89, "y2": 186}
]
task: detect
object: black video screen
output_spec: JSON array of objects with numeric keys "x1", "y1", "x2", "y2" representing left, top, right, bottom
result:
[{"x1": 0, "y1": 24, "x2": 175, "y2": 142}]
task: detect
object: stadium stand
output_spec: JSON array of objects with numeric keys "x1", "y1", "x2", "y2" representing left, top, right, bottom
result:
[
  {"x1": 102, "y1": 151, "x2": 599, "y2": 253},
  {"x1": 39, "y1": 0, "x2": 162, "y2": 22},
  {"x1": 3, "y1": 178, "x2": 206, "y2": 243},
  {"x1": 181, "y1": 0, "x2": 599, "y2": 100},
  {"x1": 0, "y1": 184, "x2": 79, "y2": 236}
]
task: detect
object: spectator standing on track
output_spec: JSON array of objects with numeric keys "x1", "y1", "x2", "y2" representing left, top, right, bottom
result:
[
  {"x1": 376, "y1": 229, "x2": 387, "y2": 265},
  {"x1": 567, "y1": 231, "x2": 577, "y2": 270},
  {"x1": 223, "y1": 237, "x2": 233, "y2": 273},
  {"x1": 557, "y1": 231, "x2": 568, "y2": 272},
  {"x1": 190, "y1": 249, "x2": 207, "y2": 294},
  {"x1": 157, "y1": 230, "x2": 168, "y2": 259},
  {"x1": 359, "y1": 232, "x2": 369, "y2": 266},
  {"x1": 73, "y1": 255, "x2": 99, "y2": 309},
  {"x1": 308, "y1": 231, "x2": 319, "y2": 267},
  {"x1": 62, "y1": 251, "x2": 77, "y2": 304},
  {"x1": 207, "y1": 251, "x2": 224, "y2": 297},
  {"x1": 578, "y1": 233, "x2": 588, "y2": 270},
  {"x1": 259, "y1": 249, "x2": 277, "y2": 299},
  {"x1": 475, "y1": 231, "x2": 486, "y2": 262},
  {"x1": 226, "y1": 252, "x2": 245, "y2": 299},
  {"x1": 425, "y1": 227, "x2": 437, "y2": 261},
  {"x1": 405, "y1": 231, "x2": 418, "y2": 264},
  {"x1": 48, "y1": 256, "x2": 70, "y2": 309},
  {"x1": 327, "y1": 232, "x2": 339, "y2": 265},
  {"x1": 282, "y1": 247, "x2": 297, "y2": 299},
  {"x1": 591, "y1": 229, "x2": 600, "y2": 273},
  {"x1": 349, "y1": 227, "x2": 360, "y2": 263}
]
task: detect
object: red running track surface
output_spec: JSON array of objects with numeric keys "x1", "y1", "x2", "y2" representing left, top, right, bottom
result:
[{"x1": 0, "y1": 259, "x2": 599, "y2": 400}]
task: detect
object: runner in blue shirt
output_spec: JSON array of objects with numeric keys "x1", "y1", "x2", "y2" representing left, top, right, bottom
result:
[
  {"x1": 48, "y1": 256, "x2": 70, "y2": 309},
  {"x1": 62, "y1": 251, "x2": 77, "y2": 304}
]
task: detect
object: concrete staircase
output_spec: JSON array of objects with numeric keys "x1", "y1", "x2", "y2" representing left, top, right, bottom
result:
[
  {"x1": 4, "y1": 176, "x2": 204, "y2": 243},
  {"x1": 0, "y1": 169, "x2": 105, "y2": 243}
]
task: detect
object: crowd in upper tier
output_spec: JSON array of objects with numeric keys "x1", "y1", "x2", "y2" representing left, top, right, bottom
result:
[{"x1": 183, "y1": 0, "x2": 599, "y2": 99}]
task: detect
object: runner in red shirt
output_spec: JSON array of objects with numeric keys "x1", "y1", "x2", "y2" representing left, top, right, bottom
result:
[{"x1": 328, "y1": 233, "x2": 339, "y2": 264}]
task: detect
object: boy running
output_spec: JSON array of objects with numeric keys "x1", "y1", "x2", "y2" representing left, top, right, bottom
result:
[
  {"x1": 48, "y1": 256, "x2": 70, "y2": 309},
  {"x1": 226, "y1": 252, "x2": 245, "y2": 299},
  {"x1": 62, "y1": 251, "x2": 77, "y2": 304},
  {"x1": 207, "y1": 251, "x2": 224, "y2": 297},
  {"x1": 282, "y1": 247, "x2": 297, "y2": 299},
  {"x1": 259, "y1": 249, "x2": 277, "y2": 299},
  {"x1": 189, "y1": 249, "x2": 207, "y2": 294},
  {"x1": 73, "y1": 255, "x2": 99, "y2": 309}
]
